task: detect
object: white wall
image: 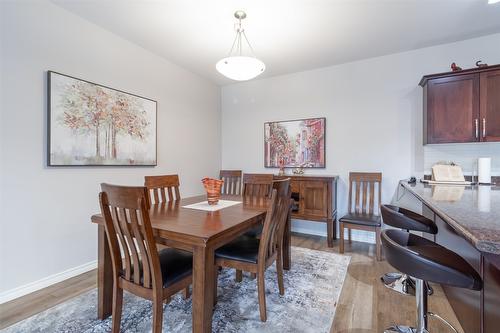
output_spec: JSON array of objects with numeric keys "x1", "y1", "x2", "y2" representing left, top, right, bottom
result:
[
  {"x1": 221, "y1": 33, "x2": 500, "y2": 241},
  {"x1": 0, "y1": 1, "x2": 221, "y2": 301},
  {"x1": 424, "y1": 143, "x2": 500, "y2": 175}
]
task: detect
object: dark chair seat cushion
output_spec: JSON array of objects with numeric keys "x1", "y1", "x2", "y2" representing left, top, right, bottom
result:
[
  {"x1": 158, "y1": 248, "x2": 193, "y2": 287},
  {"x1": 243, "y1": 225, "x2": 263, "y2": 238},
  {"x1": 339, "y1": 213, "x2": 382, "y2": 227},
  {"x1": 382, "y1": 229, "x2": 482, "y2": 290},
  {"x1": 215, "y1": 235, "x2": 260, "y2": 264}
]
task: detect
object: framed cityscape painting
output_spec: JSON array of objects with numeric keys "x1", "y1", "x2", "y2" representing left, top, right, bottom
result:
[
  {"x1": 47, "y1": 71, "x2": 157, "y2": 166},
  {"x1": 264, "y1": 117, "x2": 326, "y2": 168}
]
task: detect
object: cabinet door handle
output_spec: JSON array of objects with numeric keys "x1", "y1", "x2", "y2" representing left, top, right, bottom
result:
[
  {"x1": 475, "y1": 119, "x2": 479, "y2": 139},
  {"x1": 483, "y1": 118, "x2": 486, "y2": 138}
]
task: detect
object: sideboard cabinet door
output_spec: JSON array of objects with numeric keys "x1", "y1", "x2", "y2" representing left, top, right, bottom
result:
[
  {"x1": 425, "y1": 74, "x2": 480, "y2": 144},
  {"x1": 299, "y1": 181, "x2": 327, "y2": 218},
  {"x1": 480, "y1": 69, "x2": 500, "y2": 142}
]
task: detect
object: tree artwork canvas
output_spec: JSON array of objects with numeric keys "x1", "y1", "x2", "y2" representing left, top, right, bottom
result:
[
  {"x1": 264, "y1": 118, "x2": 325, "y2": 168},
  {"x1": 47, "y1": 71, "x2": 157, "y2": 166}
]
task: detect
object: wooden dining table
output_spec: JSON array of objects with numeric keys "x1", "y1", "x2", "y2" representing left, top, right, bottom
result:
[{"x1": 91, "y1": 194, "x2": 292, "y2": 333}]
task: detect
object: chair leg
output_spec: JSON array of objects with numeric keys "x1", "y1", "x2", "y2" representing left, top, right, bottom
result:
[
  {"x1": 213, "y1": 268, "x2": 219, "y2": 306},
  {"x1": 276, "y1": 248, "x2": 285, "y2": 296},
  {"x1": 152, "y1": 297, "x2": 164, "y2": 333},
  {"x1": 111, "y1": 284, "x2": 123, "y2": 333},
  {"x1": 339, "y1": 222, "x2": 345, "y2": 254},
  {"x1": 348, "y1": 229, "x2": 352, "y2": 243},
  {"x1": 250, "y1": 272, "x2": 256, "y2": 280},
  {"x1": 235, "y1": 269, "x2": 243, "y2": 282},
  {"x1": 183, "y1": 286, "x2": 190, "y2": 299},
  {"x1": 376, "y1": 227, "x2": 382, "y2": 261},
  {"x1": 257, "y1": 269, "x2": 267, "y2": 322},
  {"x1": 164, "y1": 296, "x2": 171, "y2": 304}
]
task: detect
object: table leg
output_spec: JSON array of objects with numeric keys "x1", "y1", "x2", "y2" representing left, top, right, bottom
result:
[
  {"x1": 283, "y1": 205, "x2": 292, "y2": 271},
  {"x1": 97, "y1": 225, "x2": 113, "y2": 319},
  {"x1": 192, "y1": 245, "x2": 215, "y2": 333}
]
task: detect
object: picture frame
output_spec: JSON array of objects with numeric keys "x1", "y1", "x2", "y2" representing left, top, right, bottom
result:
[
  {"x1": 264, "y1": 117, "x2": 326, "y2": 168},
  {"x1": 47, "y1": 71, "x2": 157, "y2": 166}
]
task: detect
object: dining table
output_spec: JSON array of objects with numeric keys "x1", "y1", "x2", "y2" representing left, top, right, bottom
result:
[{"x1": 90, "y1": 194, "x2": 292, "y2": 333}]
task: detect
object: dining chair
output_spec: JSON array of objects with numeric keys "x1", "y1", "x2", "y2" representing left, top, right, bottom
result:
[
  {"x1": 144, "y1": 174, "x2": 181, "y2": 204},
  {"x1": 219, "y1": 170, "x2": 242, "y2": 195},
  {"x1": 213, "y1": 178, "x2": 291, "y2": 322},
  {"x1": 339, "y1": 172, "x2": 383, "y2": 261},
  {"x1": 240, "y1": 173, "x2": 275, "y2": 251},
  {"x1": 242, "y1": 173, "x2": 274, "y2": 200},
  {"x1": 99, "y1": 183, "x2": 193, "y2": 333}
]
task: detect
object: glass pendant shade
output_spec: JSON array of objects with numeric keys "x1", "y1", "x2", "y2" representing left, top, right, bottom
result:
[{"x1": 216, "y1": 56, "x2": 265, "y2": 81}]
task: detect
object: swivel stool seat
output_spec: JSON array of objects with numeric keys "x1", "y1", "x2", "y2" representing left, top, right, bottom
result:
[
  {"x1": 380, "y1": 204, "x2": 438, "y2": 296},
  {"x1": 381, "y1": 229, "x2": 482, "y2": 333}
]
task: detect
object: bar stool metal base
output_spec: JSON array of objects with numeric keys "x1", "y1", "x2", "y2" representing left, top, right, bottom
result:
[
  {"x1": 381, "y1": 273, "x2": 434, "y2": 296},
  {"x1": 384, "y1": 278, "x2": 458, "y2": 333},
  {"x1": 381, "y1": 272, "x2": 415, "y2": 296},
  {"x1": 384, "y1": 325, "x2": 427, "y2": 333}
]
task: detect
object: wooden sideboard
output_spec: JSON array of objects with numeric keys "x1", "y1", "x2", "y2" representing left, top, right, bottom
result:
[{"x1": 274, "y1": 175, "x2": 338, "y2": 247}]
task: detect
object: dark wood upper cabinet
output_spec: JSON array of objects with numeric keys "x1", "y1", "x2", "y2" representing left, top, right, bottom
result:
[
  {"x1": 420, "y1": 65, "x2": 500, "y2": 144},
  {"x1": 480, "y1": 69, "x2": 500, "y2": 142}
]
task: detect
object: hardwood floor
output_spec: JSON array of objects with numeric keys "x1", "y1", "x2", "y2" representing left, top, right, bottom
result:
[
  {"x1": 292, "y1": 234, "x2": 463, "y2": 333},
  {"x1": 0, "y1": 233, "x2": 463, "y2": 332}
]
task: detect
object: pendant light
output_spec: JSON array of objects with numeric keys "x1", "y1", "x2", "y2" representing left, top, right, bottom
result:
[{"x1": 216, "y1": 10, "x2": 265, "y2": 81}]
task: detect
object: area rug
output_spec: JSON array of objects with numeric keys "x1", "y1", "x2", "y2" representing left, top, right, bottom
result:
[{"x1": 2, "y1": 247, "x2": 350, "y2": 333}]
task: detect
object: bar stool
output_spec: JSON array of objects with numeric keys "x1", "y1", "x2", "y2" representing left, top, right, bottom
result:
[
  {"x1": 381, "y1": 205, "x2": 438, "y2": 296},
  {"x1": 381, "y1": 229, "x2": 482, "y2": 333}
]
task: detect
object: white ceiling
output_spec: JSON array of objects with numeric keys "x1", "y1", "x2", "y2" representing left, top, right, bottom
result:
[{"x1": 52, "y1": 0, "x2": 500, "y2": 85}]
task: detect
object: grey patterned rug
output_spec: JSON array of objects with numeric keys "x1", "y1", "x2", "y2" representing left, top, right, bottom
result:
[{"x1": 2, "y1": 247, "x2": 350, "y2": 333}]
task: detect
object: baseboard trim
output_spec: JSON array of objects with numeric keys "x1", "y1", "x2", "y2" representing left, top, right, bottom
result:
[
  {"x1": 291, "y1": 220, "x2": 376, "y2": 244},
  {"x1": 0, "y1": 260, "x2": 97, "y2": 304},
  {"x1": 291, "y1": 225, "x2": 327, "y2": 237}
]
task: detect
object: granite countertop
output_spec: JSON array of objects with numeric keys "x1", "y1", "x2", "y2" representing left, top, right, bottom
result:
[{"x1": 400, "y1": 180, "x2": 500, "y2": 255}]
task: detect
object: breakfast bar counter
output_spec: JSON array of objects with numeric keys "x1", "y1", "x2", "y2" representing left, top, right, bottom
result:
[
  {"x1": 396, "y1": 180, "x2": 500, "y2": 333},
  {"x1": 399, "y1": 181, "x2": 500, "y2": 254}
]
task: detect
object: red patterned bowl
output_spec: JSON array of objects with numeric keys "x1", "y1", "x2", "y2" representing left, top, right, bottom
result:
[{"x1": 202, "y1": 178, "x2": 224, "y2": 205}]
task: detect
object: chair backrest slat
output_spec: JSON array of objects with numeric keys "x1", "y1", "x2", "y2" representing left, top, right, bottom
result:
[
  {"x1": 219, "y1": 170, "x2": 242, "y2": 195},
  {"x1": 129, "y1": 209, "x2": 151, "y2": 288},
  {"x1": 99, "y1": 183, "x2": 162, "y2": 291},
  {"x1": 258, "y1": 178, "x2": 291, "y2": 264},
  {"x1": 144, "y1": 175, "x2": 181, "y2": 204},
  {"x1": 120, "y1": 208, "x2": 141, "y2": 284},
  {"x1": 369, "y1": 181, "x2": 376, "y2": 215},
  {"x1": 110, "y1": 206, "x2": 132, "y2": 280},
  {"x1": 348, "y1": 172, "x2": 382, "y2": 215}
]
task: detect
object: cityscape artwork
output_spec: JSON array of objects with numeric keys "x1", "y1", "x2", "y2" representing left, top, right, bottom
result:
[
  {"x1": 264, "y1": 117, "x2": 325, "y2": 168},
  {"x1": 47, "y1": 71, "x2": 157, "y2": 166}
]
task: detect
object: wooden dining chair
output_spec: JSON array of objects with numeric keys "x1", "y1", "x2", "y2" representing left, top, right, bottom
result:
[
  {"x1": 214, "y1": 178, "x2": 291, "y2": 322},
  {"x1": 99, "y1": 183, "x2": 193, "y2": 333},
  {"x1": 144, "y1": 174, "x2": 181, "y2": 204},
  {"x1": 242, "y1": 173, "x2": 274, "y2": 200},
  {"x1": 219, "y1": 170, "x2": 242, "y2": 195},
  {"x1": 339, "y1": 172, "x2": 383, "y2": 261},
  {"x1": 240, "y1": 173, "x2": 274, "y2": 246}
]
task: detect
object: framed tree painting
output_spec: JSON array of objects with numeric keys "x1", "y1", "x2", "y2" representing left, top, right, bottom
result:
[
  {"x1": 264, "y1": 117, "x2": 325, "y2": 168},
  {"x1": 47, "y1": 71, "x2": 157, "y2": 166}
]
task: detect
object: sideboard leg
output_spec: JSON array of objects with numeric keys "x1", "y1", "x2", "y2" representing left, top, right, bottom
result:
[{"x1": 327, "y1": 218, "x2": 334, "y2": 248}]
